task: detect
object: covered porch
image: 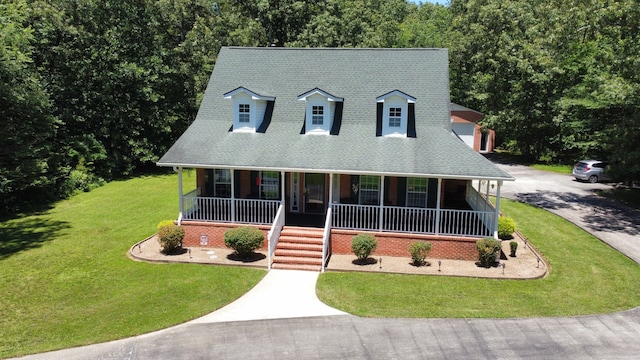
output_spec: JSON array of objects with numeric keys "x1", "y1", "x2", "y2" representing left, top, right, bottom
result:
[{"x1": 174, "y1": 167, "x2": 503, "y2": 237}]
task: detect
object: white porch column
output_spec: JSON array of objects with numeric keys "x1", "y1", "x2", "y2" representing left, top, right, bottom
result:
[
  {"x1": 435, "y1": 178, "x2": 442, "y2": 235},
  {"x1": 281, "y1": 171, "x2": 286, "y2": 206},
  {"x1": 485, "y1": 179, "x2": 491, "y2": 212},
  {"x1": 494, "y1": 180, "x2": 502, "y2": 239},
  {"x1": 379, "y1": 175, "x2": 385, "y2": 232},
  {"x1": 230, "y1": 169, "x2": 236, "y2": 222},
  {"x1": 177, "y1": 167, "x2": 184, "y2": 225},
  {"x1": 328, "y1": 172, "x2": 334, "y2": 207}
]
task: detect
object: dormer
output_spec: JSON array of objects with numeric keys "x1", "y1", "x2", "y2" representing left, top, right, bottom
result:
[
  {"x1": 298, "y1": 88, "x2": 344, "y2": 135},
  {"x1": 376, "y1": 90, "x2": 416, "y2": 138},
  {"x1": 224, "y1": 87, "x2": 275, "y2": 133}
]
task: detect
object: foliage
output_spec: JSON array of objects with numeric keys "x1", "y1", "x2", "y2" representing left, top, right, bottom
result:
[
  {"x1": 317, "y1": 199, "x2": 640, "y2": 318},
  {"x1": 510, "y1": 241, "x2": 518, "y2": 257},
  {"x1": 498, "y1": 216, "x2": 516, "y2": 239},
  {"x1": 157, "y1": 224, "x2": 185, "y2": 254},
  {"x1": 0, "y1": 0, "x2": 63, "y2": 213},
  {"x1": 157, "y1": 219, "x2": 175, "y2": 230},
  {"x1": 224, "y1": 226, "x2": 265, "y2": 257},
  {"x1": 351, "y1": 233, "x2": 377, "y2": 260},
  {"x1": 408, "y1": 241, "x2": 432, "y2": 266},
  {"x1": 0, "y1": 175, "x2": 265, "y2": 358},
  {"x1": 6, "y1": 0, "x2": 640, "y2": 214},
  {"x1": 476, "y1": 237, "x2": 501, "y2": 268}
]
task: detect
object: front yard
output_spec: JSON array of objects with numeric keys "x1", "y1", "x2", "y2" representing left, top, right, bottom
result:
[{"x1": 2, "y1": 174, "x2": 640, "y2": 358}]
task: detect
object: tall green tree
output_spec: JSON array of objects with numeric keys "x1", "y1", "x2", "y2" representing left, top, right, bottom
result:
[{"x1": 0, "y1": 0, "x2": 60, "y2": 213}]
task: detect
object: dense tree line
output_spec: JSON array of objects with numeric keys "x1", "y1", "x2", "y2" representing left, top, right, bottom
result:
[{"x1": 2, "y1": 0, "x2": 638, "y2": 213}]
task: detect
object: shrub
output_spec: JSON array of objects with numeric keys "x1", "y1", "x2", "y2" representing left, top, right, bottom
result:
[
  {"x1": 409, "y1": 241, "x2": 432, "y2": 266},
  {"x1": 498, "y1": 216, "x2": 516, "y2": 239},
  {"x1": 510, "y1": 241, "x2": 518, "y2": 257},
  {"x1": 224, "y1": 226, "x2": 264, "y2": 257},
  {"x1": 351, "y1": 233, "x2": 377, "y2": 260},
  {"x1": 157, "y1": 220, "x2": 175, "y2": 230},
  {"x1": 476, "y1": 237, "x2": 501, "y2": 268},
  {"x1": 157, "y1": 224, "x2": 185, "y2": 254}
]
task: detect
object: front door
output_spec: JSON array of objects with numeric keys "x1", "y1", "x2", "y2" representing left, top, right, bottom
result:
[{"x1": 304, "y1": 173, "x2": 325, "y2": 214}]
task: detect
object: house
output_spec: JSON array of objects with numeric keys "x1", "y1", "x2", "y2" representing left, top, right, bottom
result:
[
  {"x1": 157, "y1": 47, "x2": 514, "y2": 271},
  {"x1": 451, "y1": 103, "x2": 495, "y2": 153}
]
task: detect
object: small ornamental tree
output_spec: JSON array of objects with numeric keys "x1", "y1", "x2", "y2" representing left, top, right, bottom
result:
[
  {"x1": 476, "y1": 237, "x2": 501, "y2": 268},
  {"x1": 409, "y1": 241, "x2": 432, "y2": 266},
  {"x1": 157, "y1": 221, "x2": 184, "y2": 254},
  {"x1": 498, "y1": 216, "x2": 516, "y2": 239},
  {"x1": 224, "y1": 226, "x2": 264, "y2": 257},
  {"x1": 351, "y1": 233, "x2": 377, "y2": 261}
]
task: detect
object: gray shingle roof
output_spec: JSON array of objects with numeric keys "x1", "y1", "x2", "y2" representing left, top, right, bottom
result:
[{"x1": 158, "y1": 47, "x2": 513, "y2": 181}]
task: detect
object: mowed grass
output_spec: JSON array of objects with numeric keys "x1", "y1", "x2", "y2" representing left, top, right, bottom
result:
[
  {"x1": 0, "y1": 174, "x2": 265, "y2": 359},
  {"x1": 530, "y1": 163, "x2": 573, "y2": 174},
  {"x1": 317, "y1": 199, "x2": 640, "y2": 318}
]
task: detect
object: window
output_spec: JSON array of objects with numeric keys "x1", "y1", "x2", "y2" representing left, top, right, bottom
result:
[
  {"x1": 360, "y1": 175, "x2": 380, "y2": 205},
  {"x1": 260, "y1": 171, "x2": 279, "y2": 200},
  {"x1": 214, "y1": 169, "x2": 231, "y2": 198},
  {"x1": 389, "y1": 107, "x2": 401, "y2": 127},
  {"x1": 406, "y1": 177, "x2": 427, "y2": 208},
  {"x1": 312, "y1": 105, "x2": 324, "y2": 125},
  {"x1": 238, "y1": 104, "x2": 250, "y2": 123}
]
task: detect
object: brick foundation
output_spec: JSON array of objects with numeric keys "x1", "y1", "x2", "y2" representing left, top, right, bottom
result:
[
  {"x1": 331, "y1": 230, "x2": 479, "y2": 261},
  {"x1": 181, "y1": 221, "x2": 270, "y2": 250},
  {"x1": 179, "y1": 222, "x2": 480, "y2": 261}
]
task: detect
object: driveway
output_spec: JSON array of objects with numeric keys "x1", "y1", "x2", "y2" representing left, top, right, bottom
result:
[
  {"x1": 15, "y1": 161, "x2": 640, "y2": 360},
  {"x1": 492, "y1": 160, "x2": 640, "y2": 264}
]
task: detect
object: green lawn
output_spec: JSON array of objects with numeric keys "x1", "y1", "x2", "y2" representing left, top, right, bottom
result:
[
  {"x1": 530, "y1": 163, "x2": 573, "y2": 174},
  {"x1": 317, "y1": 199, "x2": 640, "y2": 318},
  {"x1": 0, "y1": 174, "x2": 265, "y2": 359}
]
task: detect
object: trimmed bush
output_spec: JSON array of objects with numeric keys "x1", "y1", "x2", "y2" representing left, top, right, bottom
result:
[
  {"x1": 510, "y1": 241, "x2": 518, "y2": 257},
  {"x1": 409, "y1": 241, "x2": 432, "y2": 266},
  {"x1": 157, "y1": 219, "x2": 175, "y2": 230},
  {"x1": 498, "y1": 216, "x2": 516, "y2": 239},
  {"x1": 157, "y1": 224, "x2": 185, "y2": 254},
  {"x1": 476, "y1": 237, "x2": 501, "y2": 268},
  {"x1": 351, "y1": 233, "x2": 377, "y2": 260},
  {"x1": 224, "y1": 226, "x2": 264, "y2": 257}
]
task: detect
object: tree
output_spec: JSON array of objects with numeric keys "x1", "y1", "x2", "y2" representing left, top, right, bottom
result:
[{"x1": 0, "y1": 0, "x2": 60, "y2": 213}]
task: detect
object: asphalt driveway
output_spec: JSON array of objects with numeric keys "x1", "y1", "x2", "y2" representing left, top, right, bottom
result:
[{"x1": 492, "y1": 160, "x2": 640, "y2": 264}]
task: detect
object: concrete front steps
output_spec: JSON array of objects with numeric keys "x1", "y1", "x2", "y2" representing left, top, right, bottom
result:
[{"x1": 272, "y1": 226, "x2": 325, "y2": 271}]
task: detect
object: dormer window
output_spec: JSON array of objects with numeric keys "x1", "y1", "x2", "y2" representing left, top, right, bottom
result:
[
  {"x1": 389, "y1": 107, "x2": 401, "y2": 127},
  {"x1": 312, "y1": 106, "x2": 324, "y2": 125},
  {"x1": 376, "y1": 90, "x2": 416, "y2": 138},
  {"x1": 298, "y1": 88, "x2": 343, "y2": 135},
  {"x1": 224, "y1": 87, "x2": 275, "y2": 133},
  {"x1": 238, "y1": 104, "x2": 250, "y2": 123}
]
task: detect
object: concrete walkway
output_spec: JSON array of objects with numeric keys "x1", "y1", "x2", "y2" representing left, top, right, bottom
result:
[{"x1": 188, "y1": 269, "x2": 346, "y2": 323}]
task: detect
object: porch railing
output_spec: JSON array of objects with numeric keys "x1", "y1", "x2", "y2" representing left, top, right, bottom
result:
[
  {"x1": 332, "y1": 204, "x2": 379, "y2": 230},
  {"x1": 321, "y1": 208, "x2": 332, "y2": 272},
  {"x1": 333, "y1": 203, "x2": 494, "y2": 238},
  {"x1": 267, "y1": 204, "x2": 285, "y2": 270},
  {"x1": 182, "y1": 196, "x2": 279, "y2": 225}
]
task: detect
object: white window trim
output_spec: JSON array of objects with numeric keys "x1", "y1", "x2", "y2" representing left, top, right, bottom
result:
[
  {"x1": 298, "y1": 88, "x2": 343, "y2": 135},
  {"x1": 406, "y1": 177, "x2": 428, "y2": 208},
  {"x1": 376, "y1": 90, "x2": 415, "y2": 138},
  {"x1": 224, "y1": 87, "x2": 274, "y2": 133}
]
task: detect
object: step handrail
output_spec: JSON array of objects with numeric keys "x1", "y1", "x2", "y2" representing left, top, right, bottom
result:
[
  {"x1": 267, "y1": 204, "x2": 285, "y2": 270},
  {"x1": 321, "y1": 207, "x2": 332, "y2": 272}
]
